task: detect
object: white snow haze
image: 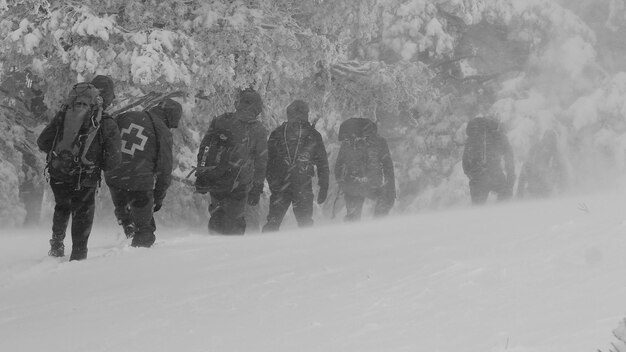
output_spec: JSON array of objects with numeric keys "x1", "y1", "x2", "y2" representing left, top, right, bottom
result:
[{"x1": 1, "y1": 187, "x2": 626, "y2": 352}]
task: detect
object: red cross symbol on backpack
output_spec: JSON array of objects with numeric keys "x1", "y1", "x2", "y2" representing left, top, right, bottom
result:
[{"x1": 120, "y1": 123, "x2": 148, "y2": 156}]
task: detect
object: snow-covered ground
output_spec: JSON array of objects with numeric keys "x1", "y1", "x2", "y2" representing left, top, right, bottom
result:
[{"x1": 1, "y1": 189, "x2": 626, "y2": 352}]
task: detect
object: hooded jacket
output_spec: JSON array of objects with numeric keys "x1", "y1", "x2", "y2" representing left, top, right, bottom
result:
[
  {"x1": 462, "y1": 117, "x2": 515, "y2": 185},
  {"x1": 201, "y1": 91, "x2": 267, "y2": 191},
  {"x1": 333, "y1": 118, "x2": 395, "y2": 199},
  {"x1": 266, "y1": 100, "x2": 329, "y2": 193}
]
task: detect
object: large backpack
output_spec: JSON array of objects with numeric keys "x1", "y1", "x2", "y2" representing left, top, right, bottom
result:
[
  {"x1": 463, "y1": 117, "x2": 500, "y2": 177},
  {"x1": 46, "y1": 82, "x2": 103, "y2": 185},
  {"x1": 337, "y1": 118, "x2": 384, "y2": 196},
  {"x1": 195, "y1": 113, "x2": 249, "y2": 194}
]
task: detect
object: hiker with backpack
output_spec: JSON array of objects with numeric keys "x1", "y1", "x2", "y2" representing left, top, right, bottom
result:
[
  {"x1": 334, "y1": 118, "x2": 396, "y2": 221},
  {"x1": 37, "y1": 75, "x2": 121, "y2": 261},
  {"x1": 462, "y1": 116, "x2": 515, "y2": 204},
  {"x1": 517, "y1": 129, "x2": 566, "y2": 198},
  {"x1": 262, "y1": 100, "x2": 329, "y2": 232},
  {"x1": 104, "y1": 98, "x2": 182, "y2": 248},
  {"x1": 195, "y1": 89, "x2": 268, "y2": 235}
]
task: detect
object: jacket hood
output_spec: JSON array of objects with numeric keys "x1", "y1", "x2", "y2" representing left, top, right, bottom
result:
[
  {"x1": 235, "y1": 90, "x2": 263, "y2": 121},
  {"x1": 91, "y1": 75, "x2": 115, "y2": 109},
  {"x1": 286, "y1": 100, "x2": 309, "y2": 121},
  {"x1": 338, "y1": 118, "x2": 377, "y2": 141},
  {"x1": 466, "y1": 117, "x2": 499, "y2": 138},
  {"x1": 148, "y1": 98, "x2": 182, "y2": 128}
]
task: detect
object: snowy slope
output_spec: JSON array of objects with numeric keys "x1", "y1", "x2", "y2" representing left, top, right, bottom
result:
[{"x1": 1, "y1": 190, "x2": 626, "y2": 352}]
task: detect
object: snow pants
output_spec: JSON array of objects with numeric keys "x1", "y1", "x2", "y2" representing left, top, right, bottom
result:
[
  {"x1": 50, "y1": 181, "x2": 96, "y2": 260},
  {"x1": 262, "y1": 185, "x2": 314, "y2": 232},
  {"x1": 344, "y1": 189, "x2": 393, "y2": 222},
  {"x1": 109, "y1": 186, "x2": 156, "y2": 247},
  {"x1": 208, "y1": 184, "x2": 248, "y2": 235},
  {"x1": 468, "y1": 170, "x2": 511, "y2": 204}
]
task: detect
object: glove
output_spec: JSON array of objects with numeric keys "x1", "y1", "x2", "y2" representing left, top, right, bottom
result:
[
  {"x1": 317, "y1": 186, "x2": 328, "y2": 204},
  {"x1": 247, "y1": 182, "x2": 263, "y2": 206},
  {"x1": 153, "y1": 189, "x2": 166, "y2": 212}
]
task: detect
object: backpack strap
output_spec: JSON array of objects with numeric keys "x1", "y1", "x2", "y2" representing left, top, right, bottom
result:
[
  {"x1": 283, "y1": 122, "x2": 303, "y2": 166},
  {"x1": 78, "y1": 103, "x2": 103, "y2": 166}
]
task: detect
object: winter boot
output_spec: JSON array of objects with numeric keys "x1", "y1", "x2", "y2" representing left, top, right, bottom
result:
[
  {"x1": 131, "y1": 233, "x2": 156, "y2": 248},
  {"x1": 48, "y1": 236, "x2": 65, "y2": 257},
  {"x1": 123, "y1": 223, "x2": 136, "y2": 239},
  {"x1": 69, "y1": 246, "x2": 87, "y2": 261}
]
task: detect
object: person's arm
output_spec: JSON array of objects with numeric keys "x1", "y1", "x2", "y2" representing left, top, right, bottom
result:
[
  {"x1": 100, "y1": 115, "x2": 121, "y2": 172},
  {"x1": 154, "y1": 120, "x2": 173, "y2": 199},
  {"x1": 265, "y1": 128, "x2": 282, "y2": 190},
  {"x1": 502, "y1": 135, "x2": 516, "y2": 194},
  {"x1": 247, "y1": 124, "x2": 268, "y2": 206},
  {"x1": 252, "y1": 124, "x2": 268, "y2": 186},
  {"x1": 312, "y1": 131, "x2": 329, "y2": 203},
  {"x1": 37, "y1": 111, "x2": 62, "y2": 153},
  {"x1": 379, "y1": 138, "x2": 396, "y2": 200},
  {"x1": 334, "y1": 142, "x2": 346, "y2": 183},
  {"x1": 197, "y1": 118, "x2": 214, "y2": 164}
]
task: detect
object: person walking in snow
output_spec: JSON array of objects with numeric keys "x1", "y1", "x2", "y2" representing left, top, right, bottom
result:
[
  {"x1": 37, "y1": 75, "x2": 121, "y2": 260},
  {"x1": 334, "y1": 118, "x2": 396, "y2": 221},
  {"x1": 462, "y1": 116, "x2": 515, "y2": 204},
  {"x1": 195, "y1": 89, "x2": 268, "y2": 235},
  {"x1": 517, "y1": 129, "x2": 566, "y2": 198},
  {"x1": 105, "y1": 98, "x2": 182, "y2": 248},
  {"x1": 262, "y1": 100, "x2": 329, "y2": 232}
]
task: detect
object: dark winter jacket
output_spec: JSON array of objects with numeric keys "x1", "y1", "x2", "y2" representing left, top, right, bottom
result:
[
  {"x1": 37, "y1": 111, "x2": 121, "y2": 188},
  {"x1": 203, "y1": 112, "x2": 268, "y2": 189},
  {"x1": 266, "y1": 119, "x2": 329, "y2": 193},
  {"x1": 334, "y1": 133, "x2": 395, "y2": 199},
  {"x1": 462, "y1": 117, "x2": 515, "y2": 188},
  {"x1": 104, "y1": 108, "x2": 173, "y2": 192}
]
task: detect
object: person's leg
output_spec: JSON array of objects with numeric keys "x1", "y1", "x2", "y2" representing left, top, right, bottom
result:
[
  {"x1": 292, "y1": 187, "x2": 314, "y2": 228},
  {"x1": 224, "y1": 184, "x2": 249, "y2": 235},
  {"x1": 491, "y1": 171, "x2": 512, "y2": 202},
  {"x1": 262, "y1": 191, "x2": 292, "y2": 232},
  {"x1": 128, "y1": 190, "x2": 156, "y2": 248},
  {"x1": 208, "y1": 191, "x2": 227, "y2": 234},
  {"x1": 109, "y1": 186, "x2": 135, "y2": 238},
  {"x1": 469, "y1": 177, "x2": 489, "y2": 204},
  {"x1": 373, "y1": 189, "x2": 394, "y2": 217},
  {"x1": 48, "y1": 182, "x2": 72, "y2": 257},
  {"x1": 344, "y1": 193, "x2": 365, "y2": 221},
  {"x1": 68, "y1": 186, "x2": 96, "y2": 261},
  {"x1": 208, "y1": 185, "x2": 249, "y2": 235}
]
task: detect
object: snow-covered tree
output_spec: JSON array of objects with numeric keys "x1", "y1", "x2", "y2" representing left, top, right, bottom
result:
[{"x1": 2, "y1": 0, "x2": 626, "y2": 226}]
